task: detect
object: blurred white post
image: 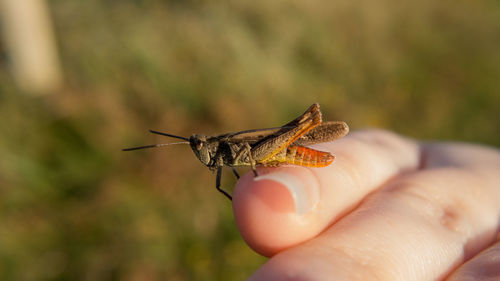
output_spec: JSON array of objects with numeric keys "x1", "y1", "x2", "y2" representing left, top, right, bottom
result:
[{"x1": 1, "y1": 0, "x2": 62, "y2": 94}]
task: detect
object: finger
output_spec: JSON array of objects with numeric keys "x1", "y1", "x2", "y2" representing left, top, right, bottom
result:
[
  {"x1": 248, "y1": 156, "x2": 500, "y2": 281},
  {"x1": 233, "y1": 129, "x2": 420, "y2": 256},
  {"x1": 422, "y1": 142, "x2": 500, "y2": 169},
  {"x1": 446, "y1": 240, "x2": 500, "y2": 281}
]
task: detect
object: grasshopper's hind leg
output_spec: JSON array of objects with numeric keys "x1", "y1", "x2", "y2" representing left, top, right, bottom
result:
[{"x1": 216, "y1": 167, "x2": 232, "y2": 201}]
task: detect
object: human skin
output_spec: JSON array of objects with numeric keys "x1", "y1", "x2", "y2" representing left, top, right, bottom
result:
[{"x1": 232, "y1": 129, "x2": 500, "y2": 281}]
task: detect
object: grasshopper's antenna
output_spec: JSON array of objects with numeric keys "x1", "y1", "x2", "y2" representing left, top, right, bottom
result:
[
  {"x1": 149, "y1": 130, "x2": 190, "y2": 141},
  {"x1": 122, "y1": 141, "x2": 189, "y2": 151}
]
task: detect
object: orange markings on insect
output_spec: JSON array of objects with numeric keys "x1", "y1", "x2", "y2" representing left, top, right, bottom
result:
[{"x1": 263, "y1": 145, "x2": 334, "y2": 167}]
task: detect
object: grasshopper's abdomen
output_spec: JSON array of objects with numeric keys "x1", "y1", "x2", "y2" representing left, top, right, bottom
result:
[
  {"x1": 262, "y1": 146, "x2": 334, "y2": 167},
  {"x1": 286, "y1": 146, "x2": 334, "y2": 167}
]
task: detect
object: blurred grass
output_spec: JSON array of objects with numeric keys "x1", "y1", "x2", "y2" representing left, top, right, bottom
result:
[{"x1": 0, "y1": 0, "x2": 499, "y2": 280}]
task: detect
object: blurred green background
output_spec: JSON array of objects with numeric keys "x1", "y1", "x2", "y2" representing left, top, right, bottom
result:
[{"x1": 0, "y1": 0, "x2": 499, "y2": 280}]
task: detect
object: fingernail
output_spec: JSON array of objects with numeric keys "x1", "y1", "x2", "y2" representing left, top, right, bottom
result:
[{"x1": 254, "y1": 172, "x2": 319, "y2": 215}]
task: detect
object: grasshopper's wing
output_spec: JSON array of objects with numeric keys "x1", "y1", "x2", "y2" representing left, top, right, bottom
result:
[
  {"x1": 222, "y1": 127, "x2": 284, "y2": 144},
  {"x1": 221, "y1": 102, "x2": 327, "y2": 144},
  {"x1": 251, "y1": 103, "x2": 323, "y2": 162},
  {"x1": 293, "y1": 121, "x2": 349, "y2": 146}
]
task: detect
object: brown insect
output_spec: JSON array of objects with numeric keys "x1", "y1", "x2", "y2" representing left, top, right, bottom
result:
[{"x1": 123, "y1": 103, "x2": 349, "y2": 200}]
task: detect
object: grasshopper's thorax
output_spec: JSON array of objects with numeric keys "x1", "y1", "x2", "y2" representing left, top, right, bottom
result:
[{"x1": 189, "y1": 134, "x2": 219, "y2": 169}]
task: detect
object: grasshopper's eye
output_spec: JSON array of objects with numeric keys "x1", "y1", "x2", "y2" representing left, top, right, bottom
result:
[{"x1": 196, "y1": 140, "x2": 203, "y2": 150}]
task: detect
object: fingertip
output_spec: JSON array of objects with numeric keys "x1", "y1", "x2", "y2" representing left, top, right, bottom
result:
[
  {"x1": 234, "y1": 172, "x2": 296, "y2": 214},
  {"x1": 233, "y1": 167, "x2": 323, "y2": 257},
  {"x1": 233, "y1": 171, "x2": 295, "y2": 257}
]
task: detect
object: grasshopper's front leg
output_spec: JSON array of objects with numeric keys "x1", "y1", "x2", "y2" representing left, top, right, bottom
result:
[
  {"x1": 215, "y1": 166, "x2": 232, "y2": 201},
  {"x1": 213, "y1": 156, "x2": 232, "y2": 201},
  {"x1": 215, "y1": 165, "x2": 239, "y2": 201}
]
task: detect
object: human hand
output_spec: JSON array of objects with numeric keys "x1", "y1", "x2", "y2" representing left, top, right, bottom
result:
[{"x1": 233, "y1": 129, "x2": 500, "y2": 280}]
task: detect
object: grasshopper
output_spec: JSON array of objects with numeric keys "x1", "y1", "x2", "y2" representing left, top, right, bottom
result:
[{"x1": 123, "y1": 103, "x2": 349, "y2": 200}]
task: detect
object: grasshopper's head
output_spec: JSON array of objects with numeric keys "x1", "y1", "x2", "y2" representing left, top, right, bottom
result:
[
  {"x1": 122, "y1": 130, "x2": 216, "y2": 168},
  {"x1": 189, "y1": 134, "x2": 212, "y2": 166}
]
